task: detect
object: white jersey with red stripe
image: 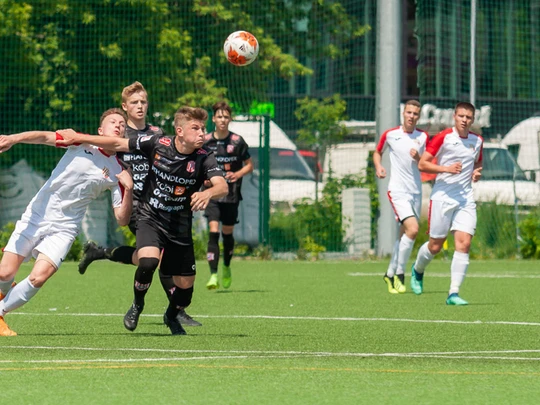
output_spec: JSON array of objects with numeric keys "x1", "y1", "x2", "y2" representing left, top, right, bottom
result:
[
  {"x1": 376, "y1": 126, "x2": 429, "y2": 194},
  {"x1": 20, "y1": 142, "x2": 125, "y2": 231},
  {"x1": 428, "y1": 127, "x2": 483, "y2": 202}
]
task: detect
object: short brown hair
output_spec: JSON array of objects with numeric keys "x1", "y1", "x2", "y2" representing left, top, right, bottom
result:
[
  {"x1": 173, "y1": 106, "x2": 208, "y2": 128},
  {"x1": 121, "y1": 81, "x2": 147, "y2": 103},
  {"x1": 100, "y1": 108, "x2": 127, "y2": 126},
  {"x1": 212, "y1": 101, "x2": 232, "y2": 116},
  {"x1": 405, "y1": 99, "x2": 421, "y2": 108},
  {"x1": 455, "y1": 101, "x2": 475, "y2": 113}
]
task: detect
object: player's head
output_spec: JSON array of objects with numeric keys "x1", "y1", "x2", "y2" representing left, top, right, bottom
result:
[
  {"x1": 453, "y1": 102, "x2": 475, "y2": 131},
  {"x1": 212, "y1": 101, "x2": 232, "y2": 132},
  {"x1": 402, "y1": 99, "x2": 421, "y2": 131},
  {"x1": 121, "y1": 81, "x2": 148, "y2": 123},
  {"x1": 173, "y1": 106, "x2": 208, "y2": 149},
  {"x1": 98, "y1": 108, "x2": 127, "y2": 138}
]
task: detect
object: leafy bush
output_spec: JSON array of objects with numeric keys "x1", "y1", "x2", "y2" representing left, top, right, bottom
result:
[
  {"x1": 269, "y1": 170, "x2": 376, "y2": 253},
  {"x1": 519, "y1": 208, "x2": 540, "y2": 259}
]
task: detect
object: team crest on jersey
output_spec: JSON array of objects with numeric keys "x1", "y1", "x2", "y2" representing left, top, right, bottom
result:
[
  {"x1": 227, "y1": 145, "x2": 235, "y2": 153},
  {"x1": 102, "y1": 167, "x2": 110, "y2": 178},
  {"x1": 197, "y1": 148, "x2": 208, "y2": 155},
  {"x1": 174, "y1": 186, "x2": 185, "y2": 196},
  {"x1": 187, "y1": 161, "x2": 196, "y2": 172},
  {"x1": 159, "y1": 137, "x2": 172, "y2": 146},
  {"x1": 140, "y1": 135, "x2": 152, "y2": 142},
  {"x1": 231, "y1": 134, "x2": 239, "y2": 141},
  {"x1": 150, "y1": 125, "x2": 160, "y2": 132}
]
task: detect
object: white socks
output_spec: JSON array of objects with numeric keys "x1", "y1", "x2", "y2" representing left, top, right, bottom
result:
[
  {"x1": 397, "y1": 234, "x2": 415, "y2": 275},
  {"x1": 386, "y1": 240, "x2": 400, "y2": 277},
  {"x1": 449, "y1": 251, "x2": 469, "y2": 295},
  {"x1": 414, "y1": 242, "x2": 434, "y2": 274},
  {"x1": 0, "y1": 277, "x2": 40, "y2": 317}
]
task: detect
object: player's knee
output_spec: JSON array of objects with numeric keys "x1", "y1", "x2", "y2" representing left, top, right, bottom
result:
[
  {"x1": 136, "y1": 257, "x2": 159, "y2": 282},
  {"x1": 172, "y1": 286, "x2": 193, "y2": 308},
  {"x1": 427, "y1": 241, "x2": 443, "y2": 255}
]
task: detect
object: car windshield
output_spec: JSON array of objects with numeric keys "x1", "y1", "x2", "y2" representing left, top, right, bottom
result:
[
  {"x1": 249, "y1": 148, "x2": 316, "y2": 181},
  {"x1": 482, "y1": 147, "x2": 528, "y2": 181}
]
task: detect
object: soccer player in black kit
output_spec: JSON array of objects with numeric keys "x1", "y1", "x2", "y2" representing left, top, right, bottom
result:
[
  {"x1": 57, "y1": 107, "x2": 228, "y2": 335},
  {"x1": 204, "y1": 102, "x2": 253, "y2": 290},
  {"x1": 78, "y1": 82, "x2": 202, "y2": 327}
]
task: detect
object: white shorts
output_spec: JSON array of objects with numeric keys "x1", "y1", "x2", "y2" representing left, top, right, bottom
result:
[
  {"x1": 4, "y1": 219, "x2": 77, "y2": 269},
  {"x1": 428, "y1": 199, "x2": 477, "y2": 238},
  {"x1": 388, "y1": 191, "x2": 421, "y2": 223}
]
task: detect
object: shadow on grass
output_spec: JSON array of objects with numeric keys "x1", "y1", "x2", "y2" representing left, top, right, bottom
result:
[{"x1": 215, "y1": 289, "x2": 269, "y2": 294}]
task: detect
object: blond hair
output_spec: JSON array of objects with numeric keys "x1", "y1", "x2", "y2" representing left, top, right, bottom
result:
[
  {"x1": 121, "y1": 81, "x2": 147, "y2": 103},
  {"x1": 173, "y1": 106, "x2": 208, "y2": 128},
  {"x1": 100, "y1": 108, "x2": 127, "y2": 125}
]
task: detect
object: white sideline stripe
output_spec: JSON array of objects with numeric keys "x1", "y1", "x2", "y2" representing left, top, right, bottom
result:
[
  {"x1": 348, "y1": 272, "x2": 540, "y2": 279},
  {"x1": 11, "y1": 312, "x2": 540, "y2": 327},
  {"x1": 1, "y1": 347, "x2": 540, "y2": 364}
]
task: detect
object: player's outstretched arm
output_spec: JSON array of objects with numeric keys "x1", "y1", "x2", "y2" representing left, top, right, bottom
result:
[
  {"x1": 56, "y1": 129, "x2": 130, "y2": 152},
  {"x1": 190, "y1": 176, "x2": 228, "y2": 212},
  {"x1": 0, "y1": 131, "x2": 58, "y2": 153}
]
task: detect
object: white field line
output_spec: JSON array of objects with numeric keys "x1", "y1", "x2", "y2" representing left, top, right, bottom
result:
[
  {"x1": 348, "y1": 272, "x2": 540, "y2": 279},
  {"x1": 1, "y1": 346, "x2": 540, "y2": 364},
  {"x1": 10, "y1": 312, "x2": 540, "y2": 327}
]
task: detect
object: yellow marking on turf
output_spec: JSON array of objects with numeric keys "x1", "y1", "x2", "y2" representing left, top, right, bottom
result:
[{"x1": 1, "y1": 362, "x2": 540, "y2": 377}]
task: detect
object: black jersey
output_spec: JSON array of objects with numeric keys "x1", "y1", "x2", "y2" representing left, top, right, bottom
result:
[
  {"x1": 128, "y1": 134, "x2": 223, "y2": 239},
  {"x1": 117, "y1": 124, "x2": 165, "y2": 201},
  {"x1": 203, "y1": 131, "x2": 250, "y2": 203}
]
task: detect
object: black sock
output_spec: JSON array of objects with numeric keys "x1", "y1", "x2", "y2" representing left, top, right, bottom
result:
[
  {"x1": 133, "y1": 257, "x2": 159, "y2": 307},
  {"x1": 159, "y1": 270, "x2": 176, "y2": 298},
  {"x1": 165, "y1": 286, "x2": 194, "y2": 319},
  {"x1": 207, "y1": 232, "x2": 220, "y2": 274},
  {"x1": 397, "y1": 274, "x2": 405, "y2": 283},
  {"x1": 222, "y1": 232, "x2": 234, "y2": 267},
  {"x1": 106, "y1": 246, "x2": 136, "y2": 265}
]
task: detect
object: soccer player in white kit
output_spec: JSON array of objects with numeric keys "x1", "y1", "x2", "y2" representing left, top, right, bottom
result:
[
  {"x1": 0, "y1": 108, "x2": 134, "y2": 336},
  {"x1": 374, "y1": 100, "x2": 428, "y2": 294},
  {"x1": 411, "y1": 102, "x2": 483, "y2": 305}
]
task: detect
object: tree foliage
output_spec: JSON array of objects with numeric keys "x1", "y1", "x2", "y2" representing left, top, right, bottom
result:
[{"x1": 0, "y1": 0, "x2": 366, "y2": 138}]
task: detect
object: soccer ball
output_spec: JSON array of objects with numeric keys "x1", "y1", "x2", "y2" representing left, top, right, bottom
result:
[{"x1": 223, "y1": 31, "x2": 259, "y2": 66}]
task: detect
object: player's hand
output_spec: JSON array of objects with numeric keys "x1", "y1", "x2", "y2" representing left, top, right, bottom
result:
[
  {"x1": 56, "y1": 129, "x2": 80, "y2": 146},
  {"x1": 446, "y1": 162, "x2": 462, "y2": 174},
  {"x1": 190, "y1": 190, "x2": 211, "y2": 212},
  {"x1": 0, "y1": 135, "x2": 15, "y2": 153},
  {"x1": 472, "y1": 166, "x2": 482, "y2": 182},
  {"x1": 116, "y1": 170, "x2": 134, "y2": 191},
  {"x1": 375, "y1": 166, "x2": 386, "y2": 179},
  {"x1": 225, "y1": 171, "x2": 238, "y2": 183},
  {"x1": 410, "y1": 148, "x2": 420, "y2": 161}
]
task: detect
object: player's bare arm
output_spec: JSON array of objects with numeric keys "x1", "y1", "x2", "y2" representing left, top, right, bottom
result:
[
  {"x1": 112, "y1": 171, "x2": 134, "y2": 226},
  {"x1": 190, "y1": 176, "x2": 228, "y2": 212},
  {"x1": 472, "y1": 162, "x2": 483, "y2": 182},
  {"x1": 418, "y1": 151, "x2": 462, "y2": 174},
  {"x1": 225, "y1": 157, "x2": 254, "y2": 183},
  {"x1": 56, "y1": 129, "x2": 130, "y2": 152},
  {"x1": 0, "y1": 131, "x2": 59, "y2": 153},
  {"x1": 372, "y1": 150, "x2": 387, "y2": 179},
  {"x1": 410, "y1": 148, "x2": 420, "y2": 161}
]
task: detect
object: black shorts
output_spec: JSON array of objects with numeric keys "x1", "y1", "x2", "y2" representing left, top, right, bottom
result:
[
  {"x1": 136, "y1": 221, "x2": 196, "y2": 277},
  {"x1": 204, "y1": 201, "x2": 239, "y2": 226}
]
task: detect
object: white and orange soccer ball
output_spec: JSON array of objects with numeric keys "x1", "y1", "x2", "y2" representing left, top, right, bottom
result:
[{"x1": 223, "y1": 31, "x2": 259, "y2": 66}]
